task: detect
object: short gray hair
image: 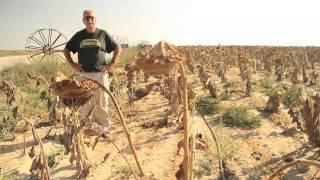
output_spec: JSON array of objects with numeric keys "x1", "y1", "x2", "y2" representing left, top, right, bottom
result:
[{"x1": 83, "y1": 9, "x2": 96, "y2": 17}]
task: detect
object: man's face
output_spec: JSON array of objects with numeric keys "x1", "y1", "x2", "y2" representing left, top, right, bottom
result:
[{"x1": 83, "y1": 12, "x2": 96, "y2": 31}]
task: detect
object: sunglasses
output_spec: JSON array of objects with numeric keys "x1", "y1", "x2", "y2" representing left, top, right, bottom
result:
[{"x1": 85, "y1": 16, "x2": 95, "y2": 21}]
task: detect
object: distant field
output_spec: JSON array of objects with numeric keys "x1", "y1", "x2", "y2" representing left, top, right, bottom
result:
[
  {"x1": 0, "y1": 48, "x2": 138, "y2": 60},
  {"x1": 0, "y1": 50, "x2": 27, "y2": 57},
  {"x1": 0, "y1": 47, "x2": 138, "y2": 71}
]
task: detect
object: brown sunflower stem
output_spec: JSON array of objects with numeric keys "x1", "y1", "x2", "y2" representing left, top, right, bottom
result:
[
  {"x1": 81, "y1": 75, "x2": 145, "y2": 177},
  {"x1": 188, "y1": 135, "x2": 195, "y2": 180},
  {"x1": 105, "y1": 134, "x2": 138, "y2": 179},
  {"x1": 268, "y1": 159, "x2": 320, "y2": 180},
  {"x1": 178, "y1": 62, "x2": 189, "y2": 180},
  {"x1": 24, "y1": 118, "x2": 51, "y2": 180},
  {"x1": 199, "y1": 112, "x2": 225, "y2": 180}
]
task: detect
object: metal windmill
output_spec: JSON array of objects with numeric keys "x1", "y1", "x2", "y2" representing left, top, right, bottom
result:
[{"x1": 25, "y1": 28, "x2": 68, "y2": 62}]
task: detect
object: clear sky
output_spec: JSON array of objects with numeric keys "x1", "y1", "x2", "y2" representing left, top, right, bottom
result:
[{"x1": 1, "y1": 0, "x2": 320, "y2": 49}]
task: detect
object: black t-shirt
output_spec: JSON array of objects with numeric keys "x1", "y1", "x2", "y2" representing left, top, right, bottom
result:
[{"x1": 66, "y1": 28, "x2": 117, "y2": 72}]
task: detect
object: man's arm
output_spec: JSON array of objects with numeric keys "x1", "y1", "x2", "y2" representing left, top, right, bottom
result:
[
  {"x1": 63, "y1": 48, "x2": 82, "y2": 72},
  {"x1": 102, "y1": 45, "x2": 122, "y2": 72},
  {"x1": 110, "y1": 45, "x2": 122, "y2": 65}
]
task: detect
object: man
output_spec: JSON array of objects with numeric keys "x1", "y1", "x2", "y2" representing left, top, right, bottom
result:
[{"x1": 64, "y1": 9, "x2": 122, "y2": 136}]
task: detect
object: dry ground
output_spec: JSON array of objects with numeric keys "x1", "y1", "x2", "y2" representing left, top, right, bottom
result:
[{"x1": 1, "y1": 64, "x2": 320, "y2": 180}]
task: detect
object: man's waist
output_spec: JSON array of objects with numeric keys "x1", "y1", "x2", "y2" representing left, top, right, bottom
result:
[
  {"x1": 81, "y1": 64, "x2": 106, "y2": 72},
  {"x1": 82, "y1": 68, "x2": 103, "y2": 72}
]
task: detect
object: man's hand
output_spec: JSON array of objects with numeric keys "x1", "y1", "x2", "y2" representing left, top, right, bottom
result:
[
  {"x1": 101, "y1": 64, "x2": 112, "y2": 73},
  {"x1": 100, "y1": 46, "x2": 121, "y2": 74},
  {"x1": 64, "y1": 48, "x2": 83, "y2": 72}
]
